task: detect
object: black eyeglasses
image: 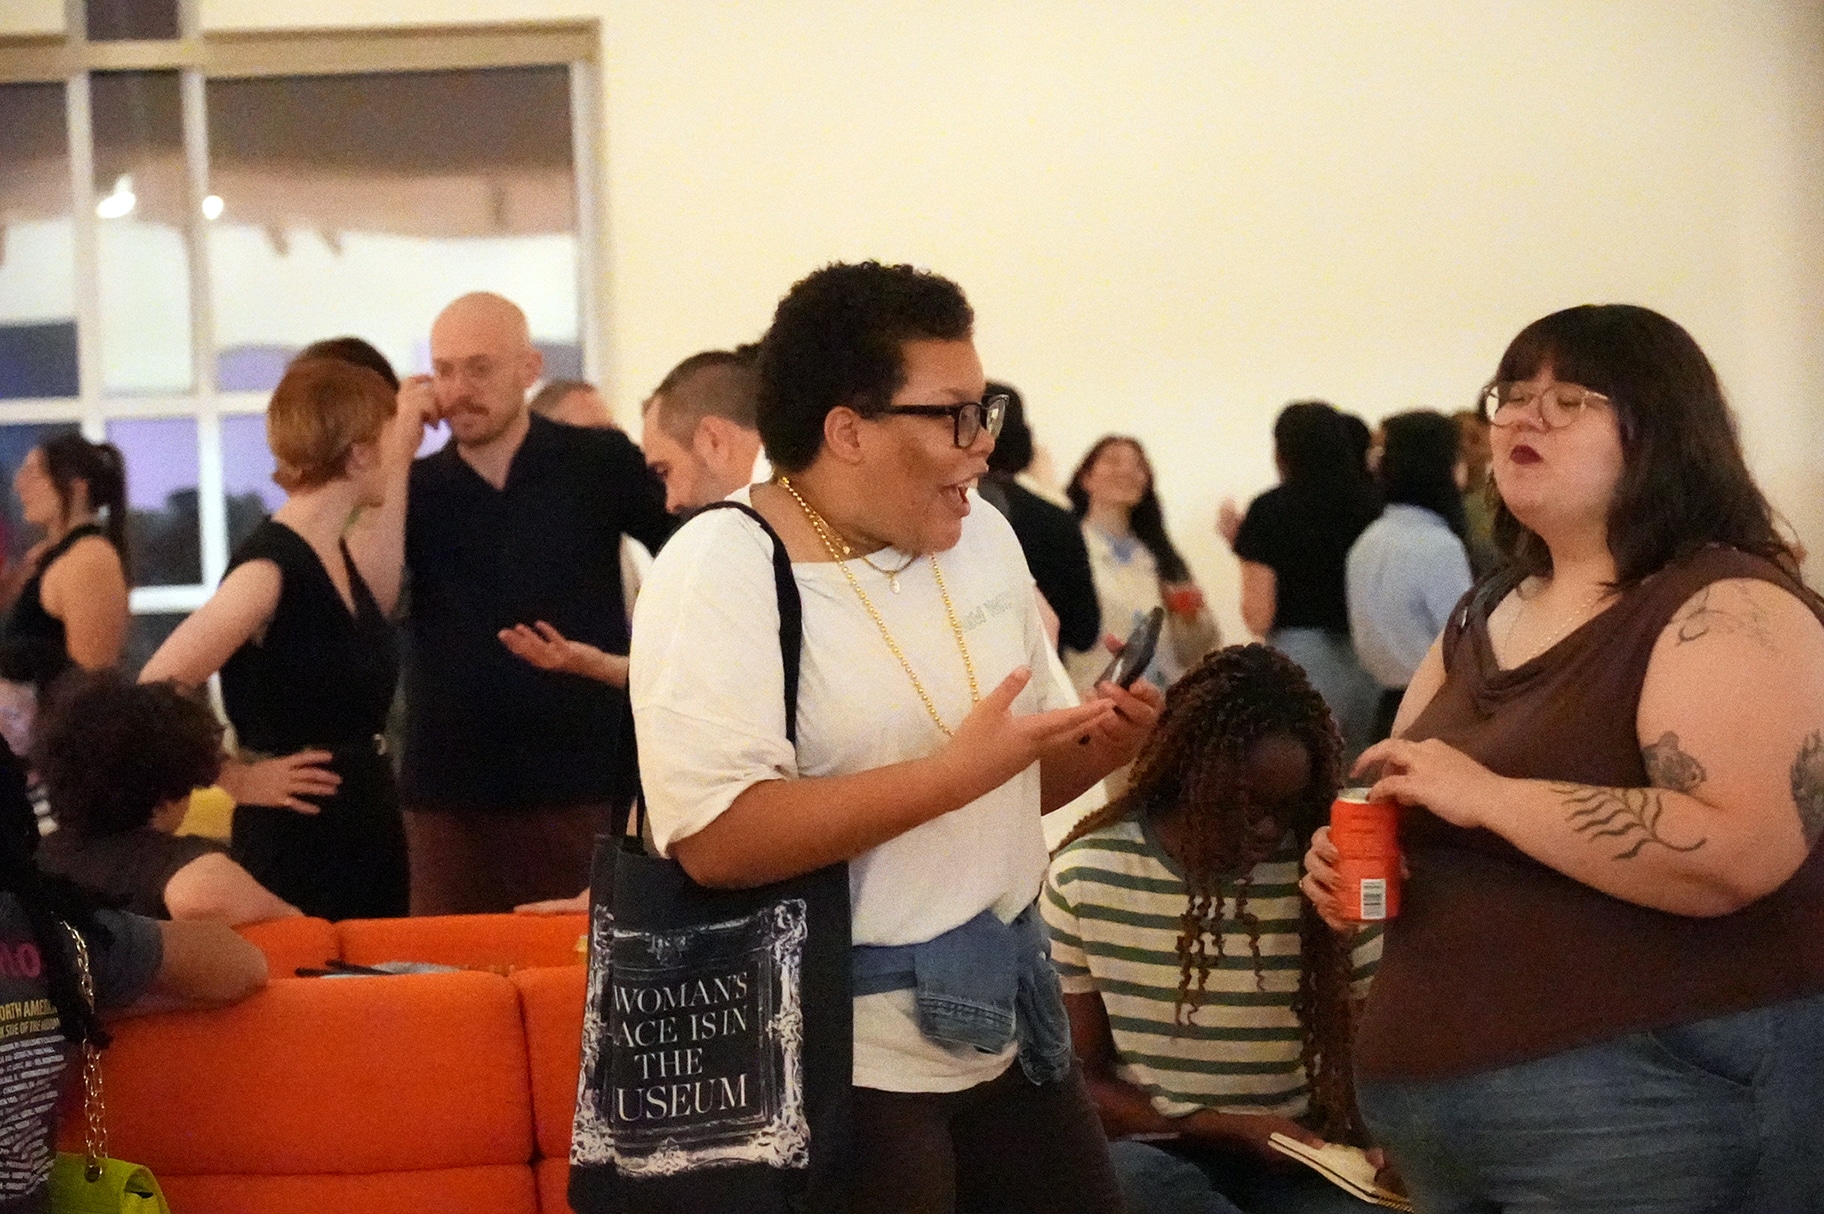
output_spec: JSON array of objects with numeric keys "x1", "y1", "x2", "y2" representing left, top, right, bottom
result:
[{"x1": 877, "y1": 394, "x2": 1009, "y2": 449}]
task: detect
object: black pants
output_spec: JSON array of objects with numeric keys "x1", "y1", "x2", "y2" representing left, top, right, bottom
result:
[{"x1": 846, "y1": 1062, "x2": 1125, "y2": 1214}]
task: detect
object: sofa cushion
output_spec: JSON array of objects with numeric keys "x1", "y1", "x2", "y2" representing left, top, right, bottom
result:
[
  {"x1": 236, "y1": 916, "x2": 338, "y2": 976},
  {"x1": 536, "y1": 1156, "x2": 574, "y2": 1214},
  {"x1": 339, "y1": 913, "x2": 588, "y2": 971},
  {"x1": 98, "y1": 971, "x2": 535, "y2": 1175},
  {"x1": 512, "y1": 965, "x2": 586, "y2": 1161},
  {"x1": 160, "y1": 1164, "x2": 538, "y2": 1214}
]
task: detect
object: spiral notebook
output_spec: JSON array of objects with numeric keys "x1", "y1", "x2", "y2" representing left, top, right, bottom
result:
[{"x1": 1267, "y1": 1133, "x2": 1415, "y2": 1212}]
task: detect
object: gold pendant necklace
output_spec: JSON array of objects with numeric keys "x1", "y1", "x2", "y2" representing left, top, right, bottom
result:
[
  {"x1": 858, "y1": 548, "x2": 918, "y2": 594},
  {"x1": 775, "y1": 475, "x2": 980, "y2": 735}
]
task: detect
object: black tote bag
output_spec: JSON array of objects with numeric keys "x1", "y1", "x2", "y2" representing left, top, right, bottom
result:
[{"x1": 570, "y1": 502, "x2": 853, "y2": 1214}]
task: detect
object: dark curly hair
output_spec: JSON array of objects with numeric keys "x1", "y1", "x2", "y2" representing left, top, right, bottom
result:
[
  {"x1": 33, "y1": 671, "x2": 224, "y2": 838},
  {"x1": 1486, "y1": 304, "x2": 1803, "y2": 590},
  {"x1": 755, "y1": 261, "x2": 974, "y2": 473},
  {"x1": 1066, "y1": 435, "x2": 1192, "y2": 583},
  {"x1": 1058, "y1": 644, "x2": 1364, "y2": 1143}
]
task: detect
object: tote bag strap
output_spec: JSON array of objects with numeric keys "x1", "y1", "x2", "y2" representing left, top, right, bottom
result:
[
  {"x1": 630, "y1": 501, "x2": 803, "y2": 839},
  {"x1": 693, "y1": 501, "x2": 804, "y2": 744}
]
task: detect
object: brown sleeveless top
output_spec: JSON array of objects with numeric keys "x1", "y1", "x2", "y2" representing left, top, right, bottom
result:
[{"x1": 1354, "y1": 545, "x2": 1824, "y2": 1080}]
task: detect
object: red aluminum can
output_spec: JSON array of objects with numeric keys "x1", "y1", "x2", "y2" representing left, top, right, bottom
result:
[{"x1": 1330, "y1": 788, "x2": 1401, "y2": 922}]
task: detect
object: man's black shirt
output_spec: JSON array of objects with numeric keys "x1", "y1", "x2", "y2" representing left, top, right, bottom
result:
[{"x1": 401, "y1": 413, "x2": 674, "y2": 810}]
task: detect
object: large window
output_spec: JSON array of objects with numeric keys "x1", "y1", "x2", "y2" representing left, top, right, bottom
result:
[{"x1": 0, "y1": 17, "x2": 599, "y2": 665}]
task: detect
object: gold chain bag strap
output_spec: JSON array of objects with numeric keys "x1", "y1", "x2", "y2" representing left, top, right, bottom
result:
[{"x1": 48, "y1": 923, "x2": 171, "y2": 1214}]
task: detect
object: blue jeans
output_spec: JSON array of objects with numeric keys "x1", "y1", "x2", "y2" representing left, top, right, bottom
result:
[
  {"x1": 1109, "y1": 1138, "x2": 1383, "y2": 1214},
  {"x1": 1270, "y1": 628, "x2": 1380, "y2": 759},
  {"x1": 1357, "y1": 991, "x2": 1824, "y2": 1213}
]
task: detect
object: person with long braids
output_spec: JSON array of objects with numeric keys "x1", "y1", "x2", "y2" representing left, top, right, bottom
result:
[
  {"x1": 1045, "y1": 644, "x2": 1382, "y2": 1214},
  {"x1": 1065, "y1": 435, "x2": 1219, "y2": 696},
  {"x1": 0, "y1": 731, "x2": 266, "y2": 1210},
  {"x1": 0, "y1": 432, "x2": 131, "y2": 696}
]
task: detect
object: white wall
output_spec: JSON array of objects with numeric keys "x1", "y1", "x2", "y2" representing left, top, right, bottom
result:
[{"x1": 191, "y1": 0, "x2": 1824, "y2": 639}]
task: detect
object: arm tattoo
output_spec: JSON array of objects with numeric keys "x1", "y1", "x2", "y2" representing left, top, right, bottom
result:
[
  {"x1": 1671, "y1": 584, "x2": 1775, "y2": 652},
  {"x1": 1555, "y1": 784, "x2": 1707, "y2": 861},
  {"x1": 1642, "y1": 731, "x2": 1706, "y2": 794},
  {"x1": 1790, "y1": 732, "x2": 1824, "y2": 847}
]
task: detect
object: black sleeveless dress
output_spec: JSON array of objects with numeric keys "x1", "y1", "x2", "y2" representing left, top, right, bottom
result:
[
  {"x1": 220, "y1": 519, "x2": 407, "y2": 919},
  {"x1": 0, "y1": 522, "x2": 108, "y2": 691}
]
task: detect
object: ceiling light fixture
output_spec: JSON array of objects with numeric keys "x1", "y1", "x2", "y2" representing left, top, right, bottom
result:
[{"x1": 95, "y1": 175, "x2": 136, "y2": 219}]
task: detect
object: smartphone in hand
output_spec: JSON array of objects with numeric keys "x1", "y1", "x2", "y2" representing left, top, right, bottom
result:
[{"x1": 1097, "y1": 607, "x2": 1165, "y2": 690}]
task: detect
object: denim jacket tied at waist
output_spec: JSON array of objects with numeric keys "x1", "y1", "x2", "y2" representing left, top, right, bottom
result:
[{"x1": 850, "y1": 902, "x2": 1073, "y2": 1085}]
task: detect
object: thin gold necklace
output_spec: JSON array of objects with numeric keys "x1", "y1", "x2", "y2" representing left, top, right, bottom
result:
[
  {"x1": 1500, "y1": 580, "x2": 1608, "y2": 666},
  {"x1": 858, "y1": 548, "x2": 918, "y2": 593},
  {"x1": 775, "y1": 475, "x2": 979, "y2": 735}
]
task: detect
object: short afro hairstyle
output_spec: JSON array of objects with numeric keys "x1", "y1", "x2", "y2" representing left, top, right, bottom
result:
[
  {"x1": 33, "y1": 671, "x2": 224, "y2": 838},
  {"x1": 756, "y1": 261, "x2": 973, "y2": 473}
]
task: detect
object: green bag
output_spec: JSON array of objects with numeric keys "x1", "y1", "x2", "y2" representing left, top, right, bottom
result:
[
  {"x1": 47, "y1": 924, "x2": 171, "y2": 1214},
  {"x1": 48, "y1": 1155, "x2": 170, "y2": 1214}
]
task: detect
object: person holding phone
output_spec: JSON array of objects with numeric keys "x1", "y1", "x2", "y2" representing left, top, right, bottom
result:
[
  {"x1": 1066, "y1": 436, "x2": 1218, "y2": 697},
  {"x1": 631, "y1": 261, "x2": 1164, "y2": 1212}
]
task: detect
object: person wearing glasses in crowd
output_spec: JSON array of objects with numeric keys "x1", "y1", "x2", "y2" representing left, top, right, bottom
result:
[
  {"x1": 349, "y1": 293, "x2": 673, "y2": 915},
  {"x1": 1303, "y1": 305, "x2": 1824, "y2": 1211},
  {"x1": 631, "y1": 261, "x2": 1162, "y2": 1212}
]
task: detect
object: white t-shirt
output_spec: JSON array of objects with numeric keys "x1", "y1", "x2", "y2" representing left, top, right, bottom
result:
[{"x1": 630, "y1": 486, "x2": 1073, "y2": 1092}]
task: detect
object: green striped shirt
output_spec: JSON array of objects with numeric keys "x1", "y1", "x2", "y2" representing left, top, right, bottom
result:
[{"x1": 1044, "y1": 817, "x2": 1380, "y2": 1119}]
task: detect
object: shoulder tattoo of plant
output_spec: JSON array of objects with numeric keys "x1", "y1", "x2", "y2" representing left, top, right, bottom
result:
[
  {"x1": 1671, "y1": 584, "x2": 1775, "y2": 652},
  {"x1": 1642, "y1": 732, "x2": 1706, "y2": 794},
  {"x1": 1789, "y1": 732, "x2": 1824, "y2": 847},
  {"x1": 1555, "y1": 784, "x2": 1707, "y2": 861}
]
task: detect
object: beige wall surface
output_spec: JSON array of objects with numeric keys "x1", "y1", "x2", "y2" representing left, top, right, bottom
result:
[
  {"x1": 1, "y1": 0, "x2": 63, "y2": 36},
  {"x1": 194, "y1": 0, "x2": 1824, "y2": 637}
]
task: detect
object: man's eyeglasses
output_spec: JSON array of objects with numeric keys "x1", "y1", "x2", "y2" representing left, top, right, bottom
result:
[
  {"x1": 1479, "y1": 381, "x2": 1611, "y2": 430},
  {"x1": 879, "y1": 394, "x2": 1009, "y2": 449}
]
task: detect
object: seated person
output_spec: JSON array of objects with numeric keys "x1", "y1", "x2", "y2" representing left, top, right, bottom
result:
[
  {"x1": 34, "y1": 672, "x2": 300, "y2": 925},
  {"x1": 2, "y1": 750, "x2": 269, "y2": 1210},
  {"x1": 1044, "y1": 644, "x2": 1383, "y2": 1214}
]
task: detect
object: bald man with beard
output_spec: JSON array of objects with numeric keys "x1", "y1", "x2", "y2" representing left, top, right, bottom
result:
[{"x1": 353, "y1": 293, "x2": 673, "y2": 914}]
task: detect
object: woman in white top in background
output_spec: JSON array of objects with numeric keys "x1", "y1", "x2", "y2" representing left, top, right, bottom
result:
[
  {"x1": 631, "y1": 261, "x2": 1162, "y2": 1214},
  {"x1": 1064, "y1": 435, "x2": 1219, "y2": 696}
]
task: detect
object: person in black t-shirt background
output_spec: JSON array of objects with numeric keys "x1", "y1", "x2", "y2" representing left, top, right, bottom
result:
[
  {"x1": 351, "y1": 292, "x2": 674, "y2": 915},
  {"x1": 975, "y1": 381, "x2": 1101, "y2": 660},
  {"x1": 1226, "y1": 401, "x2": 1382, "y2": 758}
]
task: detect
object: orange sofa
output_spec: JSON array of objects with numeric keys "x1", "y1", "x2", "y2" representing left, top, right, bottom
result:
[{"x1": 67, "y1": 914, "x2": 590, "y2": 1214}]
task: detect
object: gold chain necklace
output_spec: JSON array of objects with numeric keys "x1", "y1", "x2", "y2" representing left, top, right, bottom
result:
[
  {"x1": 858, "y1": 548, "x2": 919, "y2": 593},
  {"x1": 775, "y1": 475, "x2": 980, "y2": 735},
  {"x1": 1501, "y1": 580, "x2": 1608, "y2": 666}
]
